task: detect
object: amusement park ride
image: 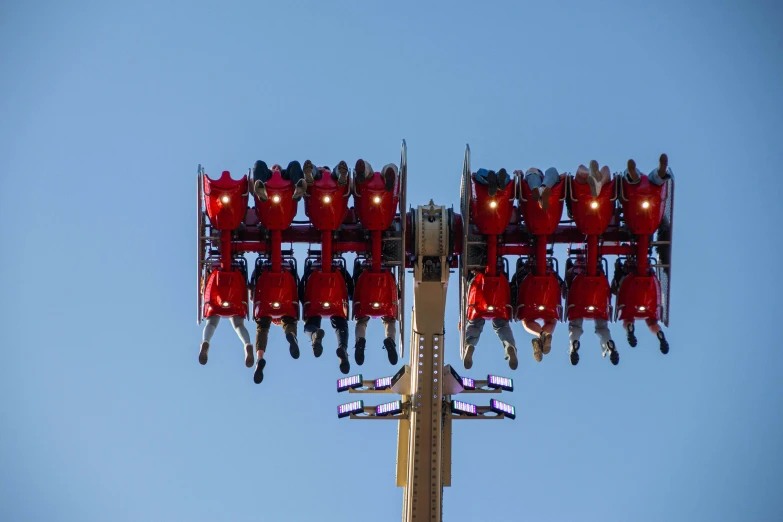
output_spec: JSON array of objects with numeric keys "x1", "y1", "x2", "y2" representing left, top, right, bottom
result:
[{"x1": 196, "y1": 141, "x2": 675, "y2": 522}]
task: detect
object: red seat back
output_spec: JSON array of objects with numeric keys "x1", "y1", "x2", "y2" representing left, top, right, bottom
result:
[
  {"x1": 203, "y1": 269, "x2": 248, "y2": 318},
  {"x1": 303, "y1": 269, "x2": 349, "y2": 318},
  {"x1": 566, "y1": 273, "x2": 612, "y2": 320},
  {"x1": 304, "y1": 172, "x2": 350, "y2": 231},
  {"x1": 466, "y1": 272, "x2": 512, "y2": 321},
  {"x1": 518, "y1": 177, "x2": 565, "y2": 235},
  {"x1": 620, "y1": 176, "x2": 666, "y2": 235},
  {"x1": 616, "y1": 273, "x2": 661, "y2": 321},
  {"x1": 254, "y1": 170, "x2": 298, "y2": 230},
  {"x1": 514, "y1": 273, "x2": 562, "y2": 321},
  {"x1": 253, "y1": 269, "x2": 299, "y2": 320},
  {"x1": 469, "y1": 175, "x2": 514, "y2": 235},
  {"x1": 203, "y1": 171, "x2": 249, "y2": 231},
  {"x1": 353, "y1": 270, "x2": 398, "y2": 319},
  {"x1": 354, "y1": 172, "x2": 399, "y2": 231},
  {"x1": 570, "y1": 177, "x2": 616, "y2": 235}
]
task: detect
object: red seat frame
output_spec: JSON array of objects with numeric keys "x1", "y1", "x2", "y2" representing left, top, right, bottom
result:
[
  {"x1": 565, "y1": 272, "x2": 612, "y2": 321},
  {"x1": 203, "y1": 269, "x2": 248, "y2": 318},
  {"x1": 620, "y1": 175, "x2": 667, "y2": 235},
  {"x1": 304, "y1": 172, "x2": 350, "y2": 231},
  {"x1": 303, "y1": 269, "x2": 349, "y2": 319},
  {"x1": 353, "y1": 270, "x2": 398, "y2": 319},
  {"x1": 469, "y1": 174, "x2": 515, "y2": 235},
  {"x1": 615, "y1": 273, "x2": 661, "y2": 322},
  {"x1": 254, "y1": 170, "x2": 298, "y2": 230},
  {"x1": 203, "y1": 171, "x2": 249, "y2": 231},
  {"x1": 466, "y1": 272, "x2": 512, "y2": 321},
  {"x1": 514, "y1": 272, "x2": 562, "y2": 322},
  {"x1": 252, "y1": 269, "x2": 299, "y2": 320},
  {"x1": 569, "y1": 177, "x2": 616, "y2": 236},
  {"x1": 354, "y1": 172, "x2": 399, "y2": 231},
  {"x1": 518, "y1": 176, "x2": 566, "y2": 235}
]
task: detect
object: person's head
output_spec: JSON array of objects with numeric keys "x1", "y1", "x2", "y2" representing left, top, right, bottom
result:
[{"x1": 271, "y1": 164, "x2": 282, "y2": 172}]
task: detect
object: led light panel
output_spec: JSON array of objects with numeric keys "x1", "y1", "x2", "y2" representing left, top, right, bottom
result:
[
  {"x1": 374, "y1": 376, "x2": 393, "y2": 390},
  {"x1": 451, "y1": 400, "x2": 478, "y2": 416},
  {"x1": 487, "y1": 375, "x2": 514, "y2": 392},
  {"x1": 337, "y1": 400, "x2": 364, "y2": 418},
  {"x1": 376, "y1": 400, "x2": 402, "y2": 416},
  {"x1": 337, "y1": 374, "x2": 363, "y2": 392},
  {"x1": 461, "y1": 377, "x2": 476, "y2": 390},
  {"x1": 490, "y1": 399, "x2": 516, "y2": 420}
]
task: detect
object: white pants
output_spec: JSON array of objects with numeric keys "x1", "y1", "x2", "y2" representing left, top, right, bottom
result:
[
  {"x1": 202, "y1": 316, "x2": 251, "y2": 346},
  {"x1": 568, "y1": 318, "x2": 612, "y2": 350}
]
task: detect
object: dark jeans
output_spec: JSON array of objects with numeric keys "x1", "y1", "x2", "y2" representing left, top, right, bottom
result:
[
  {"x1": 304, "y1": 315, "x2": 349, "y2": 347},
  {"x1": 312, "y1": 165, "x2": 341, "y2": 181},
  {"x1": 253, "y1": 160, "x2": 304, "y2": 186}
]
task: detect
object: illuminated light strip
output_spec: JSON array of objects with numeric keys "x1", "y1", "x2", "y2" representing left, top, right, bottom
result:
[
  {"x1": 487, "y1": 374, "x2": 514, "y2": 392},
  {"x1": 337, "y1": 400, "x2": 364, "y2": 418},
  {"x1": 375, "y1": 376, "x2": 393, "y2": 390},
  {"x1": 337, "y1": 374, "x2": 363, "y2": 392},
  {"x1": 376, "y1": 400, "x2": 402, "y2": 416},
  {"x1": 490, "y1": 399, "x2": 516, "y2": 420},
  {"x1": 451, "y1": 400, "x2": 478, "y2": 416},
  {"x1": 461, "y1": 377, "x2": 476, "y2": 390}
]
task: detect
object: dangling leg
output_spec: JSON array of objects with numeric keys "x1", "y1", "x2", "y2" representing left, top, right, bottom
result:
[
  {"x1": 354, "y1": 316, "x2": 369, "y2": 365},
  {"x1": 334, "y1": 161, "x2": 349, "y2": 186},
  {"x1": 463, "y1": 318, "x2": 485, "y2": 369},
  {"x1": 253, "y1": 316, "x2": 271, "y2": 384},
  {"x1": 624, "y1": 159, "x2": 642, "y2": 184},
  {"x1": 381, "y1": 163, "x2": 398, "y2": 193},
  {"x1": 645, "y1": 318, "x2": 669, "y2": 354},
  {"x1": 624, "y1": 319, "x2": 638, "y2": 347},
  {"x1": 492, "y1": 318, "x2": 518, "y2": 370},
  {"x1": 285, "y1": 160, "x2": 307, "y2": 200},
  {"x1": 252, "y1": 160, "x2": 272, "y2": 201},
  {"x1": 382, "y1": 316, "x2": 399, "y2": 365},
  {"x1": 354, "y1": 159, "x2": 374, "y2": 185},
  {"x1": 281, "y1": 315, "x2": 300, "y2": 359},
  {"x1": 496, "y1": 168, "x2": 509, "y2": 192},
  {"x1": 304, "y1": 316, "x2": 324, "y2": 357},
  {"x1": 332, "y1": 316, "x2": 350, "y2": 374},
  {"x1": 595, "y1": 318, "x2": 619, "y2": 365},
  {"x1": 522, "y1": 319, "x2": 544, "y2": 362},
  {"x1": 228, "y1": 316, "x2": 254, "y2": 368},
  {"x1": 568, "y1": 318, "x2": 583, "y2": 365},
  {"x1": 540, "y1": 318, "x2": 557, "y2": 355},
  {"x1": 303, "y1": 159, "x2": 315, "y2": 186},
  {"x1": 200, "y1": 316, "x2": 221, "y2": 365}
]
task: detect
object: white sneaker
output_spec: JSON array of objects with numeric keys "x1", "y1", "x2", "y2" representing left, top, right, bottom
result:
[{"x1": 504, "y1": 343, "x2": 518, "y2": 370}]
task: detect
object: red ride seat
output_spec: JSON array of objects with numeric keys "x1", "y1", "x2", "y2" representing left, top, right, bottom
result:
[
  {"x1": 203, "y1": 269, "x2": 248, "y2": 318},
  {"x1": 203, "y1": 171, "x2": 249, "y2": 231},
  {"x1": 303, "y1": 269, "x2": 349, "y2": 318},
  {"x1": 304, "y1": 172, "x2": 350, "y2": 231},
  {"x1": 514, "y1": 273, "x2": 562, "y2": 322},
  {"x1": 354, "y1": 172, "x2": 399, "y2": 231},
  {"x1": 518, "y1": 177, "x2": 566, "y2": 235},
  {"x1": 615, "y1": 273, "x2": 661, "y2": 322},
  {"x1": 466, "y1": 272, "x2": 512, "y2": 321},
  {"x1": 620, "y1": 176, "x2": 667, "y2": 235},
  {"x1": 569, "y1": 177, "x2": 616, "y2": 235},
  {"x1": 254, "y1": 170, "x2": 298, "y2": 230},
  {"x1": 566, "y1": 273, "x2": 612, "y2": 321},
  {"x1": 253, "y1": 269, "x2": 299, "y2": 320},
  {"x1": 470, "y1": 174, "x2": 515, "y2": 235},
  {"x1": 353, "y1": 270, "x2": 398, "y2": 319}
]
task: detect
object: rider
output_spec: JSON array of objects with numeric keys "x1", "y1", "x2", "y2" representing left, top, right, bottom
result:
[
  {"x1": 611, "y1": 259, "x2": 670, "y2": 354},
  {"x1": 463, "y1": 269, "x2": 519, "y2": 371},
  {"x1": 574, "y1": 160, "x2": 612, "y2": 197},
  {"x1": 518, "y1": 167, "x2": 560, "y2": 210},
  {"x1": 252, "y1": 160, "x2": 307, "y2": 201},
  {"x1": 473, "y1": 167, "x2": 510, "y2": 197},
  {"x1": 624, "y1": 153, "x2": 673, "y2": 186},
  {"x1": 565, "y1": 263, "x2": 619, "y2": 365},
  {"x1": 510, "y1": 261, "x2": 563, "y2": 363},
  {"x1": 303, "y1": 159, "x2": 350, "y2": 187}
]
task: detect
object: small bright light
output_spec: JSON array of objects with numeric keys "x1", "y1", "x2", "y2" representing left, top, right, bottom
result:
[
  {"x1": 221, "y1": 195, "x2": 230, "y2": 204},
  {"x1": 642, "y1": 200, "x2": 650, "y2": 209},
  {"x1": 537, "y1": 305, "x2": 545, "y2": 311},
  {"x1": 590, "y1": 201, "x2": 599, "y2": 209},
  {"x1": 272, "y1": 302, "x2": 280, "y2": 309},
  {"x1": 489, "y1": 200, "x2": 498, "y2": 209},
  {"x1": 322, "y1": 302, "x2": 331, "y2": 309},
  {"x1": 372, "y1": 302, "x2": 381, "y2": 309},
  {"x1": 638, "y1": 306, "x2": 647, "y2": 312},
  {"x1": 373, "y1": 196, "x2": 382, "y2": 204},
  {"x1": 272, "y1": 195, "x2": 281, "y2": 203},
  {"x1": 323, "y1": 195, "x2": 332, "y2": 204},
  {"x1": 487, "y1": 305, "x2": 495, "y2": 311},
  {"x1": 221, "y1": 301, "x2": 230, "y2": 308},
  {"x1": 587, "y1": 305, "x2": 595, "y2": 311}
]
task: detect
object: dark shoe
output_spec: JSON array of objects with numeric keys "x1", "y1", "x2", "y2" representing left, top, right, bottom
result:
[
  {"x1": 336, "y1": 346, "x2": 350, "y2": 374},
  {"x1": 487, "y1": 170, "x2": 498, "y2": 197},
  {"x1": 657, "y1": 331, "x2": 669, "y2": 355},
  {"x1": 463, "y1": 344, "x2": 475, "y2": 370},
  {"x1": 244, "y1": 344, "x2": 254, "y2": 368},
  {"x1": 303, "y1": 160, "x2": 315, "y2": 186},
  {"x1": 604, "y1": 340, "x2": 619, "y2": 365},
  {"x1": 253, "y1": 358, "x2": 266, "y2": 384},
  {"x1": 292, "y1": 179, "x2": 306, "y2": 200},
  {"x1": 384, "y1": 337, "x2": 399, "y2": 365},
  {"x1": 627, "y1": 159, "x2": 640, "y2": 183},
  {"x1": 253, "y1": 180, "x2": 268, "y2": 202},
  {"x1": 355, "y1": 337, "x2": 366, "y2": 366},
  {"x1": 198, "y1": 341, "x2": 209, "y2": 365},
  {"x1": 383, "y1": 166, "x2": 396, "y2": 192},
  {"x1": 569, "y1": 340, "x2": 580, "y2": 366},
  {"x1": 354, "y1": 159, "x2": 368, "y2": 183},
  {"x1": 497, "y1": 168, "x2": 508, "y2": 191},
  {"x1": 337, "y1": 161, "x2": 349, "y2": 186},
  {"x1": 312, "y1": 329, "x2": 324, "y2": 358},
  {"x1": 626, "y1": 323, "x2": 638, "y2": 347},
  {"x1": 286, "y1": 332, "x2": 300, "y2": 359},
  {"x1": 659, "y1": 153, "x2": 669, "y2": 179}
]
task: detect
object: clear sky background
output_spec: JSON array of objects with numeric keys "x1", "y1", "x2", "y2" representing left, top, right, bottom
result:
[{"x1": 1, "y1": 1, "x2": 781, "y2": 521}]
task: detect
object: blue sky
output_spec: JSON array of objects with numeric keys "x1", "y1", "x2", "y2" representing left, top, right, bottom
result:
[{"x1": 1, "y1": 1, "x2": 781, "y2": 521}]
